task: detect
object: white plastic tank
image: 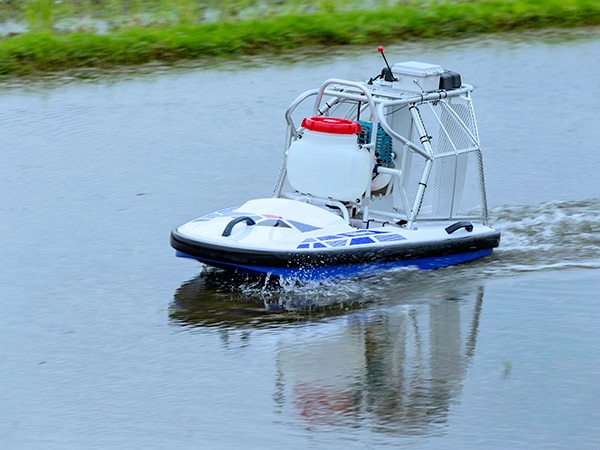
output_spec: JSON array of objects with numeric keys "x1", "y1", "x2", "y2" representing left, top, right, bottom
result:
[{"x1": 286, "y1": 117, "x2": 371, "y2": 202}]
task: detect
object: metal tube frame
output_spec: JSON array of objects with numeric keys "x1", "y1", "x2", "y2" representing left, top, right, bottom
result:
[{"x1": 276, "y1": 81, "x2": 480, "y2": 228}]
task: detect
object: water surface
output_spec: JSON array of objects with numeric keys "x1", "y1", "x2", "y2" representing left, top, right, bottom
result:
[{"x1": 1, "y1": 31, "x2": 600, "y2": 449}]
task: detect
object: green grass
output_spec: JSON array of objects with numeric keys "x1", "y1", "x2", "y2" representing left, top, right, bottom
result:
[{"x1": 0, "y1": 0, "x2": 600, "y2": 75}]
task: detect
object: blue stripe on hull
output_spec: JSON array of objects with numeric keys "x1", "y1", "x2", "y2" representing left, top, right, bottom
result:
[{"x1": 175, "y1": 248, "x2": 493, "y2": 280}]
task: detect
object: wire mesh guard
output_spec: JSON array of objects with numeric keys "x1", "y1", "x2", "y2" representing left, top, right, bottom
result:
[{"x1": 413, "y1": 96, "x2": 487, "y2": 221}]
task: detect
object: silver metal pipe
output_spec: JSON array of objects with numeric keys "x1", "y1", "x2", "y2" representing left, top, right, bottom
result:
[
  {"x1": 376, "y1": 102, "x2": 430, "y2": 160},
  {"x1": 409, "y1": 158, "x2": 433, "y2": 227},
  {"x1": 282, "y1": 193, "x2": 350, "y2": 224},
  {"x1": 368, "y1": 209, "x2": 410, "y2": 221},
  {"x1": 284, "y1": 89, "x2": 319, "y2": 134},
  {"x1": 313, "y1": 79, "x2": 378, "y2": 118},
  {"x1": 374, "y1": 166, "x2": 402, "y2": 178},
  {"x1": 273, "y1": 163, "x2": 287, "y2": 198}
]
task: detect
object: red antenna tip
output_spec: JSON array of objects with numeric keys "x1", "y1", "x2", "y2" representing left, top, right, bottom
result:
[{"x1": 378, "y1": 46, "x2": 384, "y2": 52}]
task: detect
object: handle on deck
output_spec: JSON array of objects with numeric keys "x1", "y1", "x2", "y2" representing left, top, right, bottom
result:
[
  {"x1": 222, "y1": 216, "x2": 256, "y2": 237},
  {"x1": 445, "y1": 221, "x2": 473, "y2": 234}
]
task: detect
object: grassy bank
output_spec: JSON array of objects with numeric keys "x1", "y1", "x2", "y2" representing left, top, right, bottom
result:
[{"x1": 0, "y1": 0, "x2": 599, "y2": 75}]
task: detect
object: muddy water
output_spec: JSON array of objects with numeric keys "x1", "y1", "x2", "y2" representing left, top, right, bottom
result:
[{"x1": 1, "y1": 31, "x2": 600, "y2": 449}]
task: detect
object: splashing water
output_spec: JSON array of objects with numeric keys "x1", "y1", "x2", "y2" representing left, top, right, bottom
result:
[
  {"x1": 170, "y1": 199, "x2": 600, "y2": 328},
  {"x1": 488, "y1": 198, "x2": 600, "y2": 272}
]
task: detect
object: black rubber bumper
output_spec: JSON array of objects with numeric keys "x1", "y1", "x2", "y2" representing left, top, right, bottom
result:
[{"x1": 170, "y1": 227, "x2": 501, "y2": 269}]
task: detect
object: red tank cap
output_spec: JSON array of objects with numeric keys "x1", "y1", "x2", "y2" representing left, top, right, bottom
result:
[{"x1": 301, "y1": 117, "x2": 361, "y2": 135}]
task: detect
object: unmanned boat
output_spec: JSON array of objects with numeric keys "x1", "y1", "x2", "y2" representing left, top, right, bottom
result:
[{"x1": 170, "y1": 48, "x2": 501, "y2": 279}]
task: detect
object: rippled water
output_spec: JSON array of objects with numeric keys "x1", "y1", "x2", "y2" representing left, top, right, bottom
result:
[{"x1": 2, "y1": 31, "x2": 600, "y2": 449}]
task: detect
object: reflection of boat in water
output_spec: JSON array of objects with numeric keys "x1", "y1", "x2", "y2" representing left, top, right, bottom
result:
[
  {"x1": 170, "y1": 268, "x2": 373, "y2": 329},
  {"x1": 275, "y1": 287, "x2": 484, "y2": 432},
  {"x1": 171, "y1": 269, "x2": 484, "y2": 434},
  {"x1": 171, "y1": 49, "x2": 500, "y2": 280}
]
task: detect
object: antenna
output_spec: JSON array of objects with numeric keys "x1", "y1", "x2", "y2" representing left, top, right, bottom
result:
[{"x1": 378, "y1": 46, "x2": 397, "y2": 81}]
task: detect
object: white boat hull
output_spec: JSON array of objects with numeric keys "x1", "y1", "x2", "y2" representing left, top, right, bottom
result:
[{"x1": 170, "y1": 198, "x2": 500, "y2": 280}]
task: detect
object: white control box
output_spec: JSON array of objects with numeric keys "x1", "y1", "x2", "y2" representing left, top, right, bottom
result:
[{"x1": 391, "y1": 61, "x2": 444, "y2": 93}]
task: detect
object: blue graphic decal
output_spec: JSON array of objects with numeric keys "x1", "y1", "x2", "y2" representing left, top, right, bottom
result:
[
  {"x1": 313, "y1": 243, "x2": 326, "y2": 249},
  {"x1": 288, "y1": 220, "x2": 322, "y2": 233},
  {"x1": 192, "y1": 213, "x2": 221, "y2": 222},
  {"x1": 217, "y1": 207, "x2": 239, "y2": 214},
  {"x1": 340, "y1": 230, "x2": 387, "y2": 237},
  {"x1": 297, "y1": 244, "x2": 310, "y2": 249},
  {"x1": 256, "y1": 219, "x2": 291, "y2": 228},
  {"x1": 296, "y1": 231, "x2": 406, "y2": 249},
  {"x1": 350, "y1": 237, "x2": 376, "y2": 245},
  {"x1": 192, "y1": 206, "x2": 242, "y2": 222},
  {"x1": 191, "y1": 209, "x2": 328, "y2": 236},
  {"x1": 375, "y1": 234, "x2": 406, "y2": 242},
  {"x1": 317, "y1": 235, "x2": 344, "y2": 241},
  {"x1": 229, "y1": 212, "x2": 258, "y2": 217}
]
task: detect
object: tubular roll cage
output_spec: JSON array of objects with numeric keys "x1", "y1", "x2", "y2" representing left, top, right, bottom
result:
[{"x1": 273, "y1": 78, "x2": 482, "y2": 228}]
